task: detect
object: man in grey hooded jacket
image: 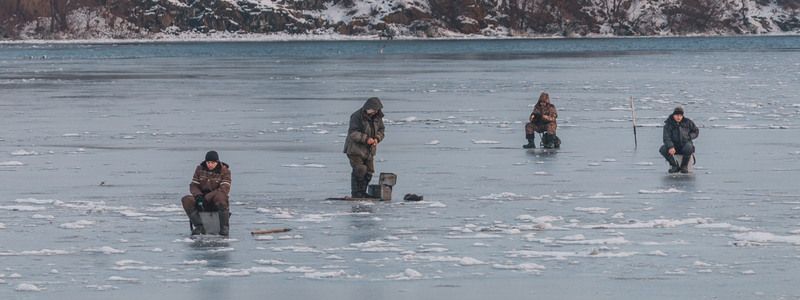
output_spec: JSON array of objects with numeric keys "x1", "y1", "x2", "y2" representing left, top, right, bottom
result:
[{"x1": 343, "y1": 97, "x2": 385, "y2": 198}]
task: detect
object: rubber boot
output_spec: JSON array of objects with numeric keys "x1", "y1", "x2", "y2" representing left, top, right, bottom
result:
[
  {"x1": 522, "y1": 135, "x2": 536, "y2": 149},
  {"x1": 553, "y1": 135, "x2": 561, "y2": 149},
  {"x1": 218, "y1": 209, "x2": 230, "y2": 236},
  {"x1": 351, "y1": 173, "x2": 360, "y2": 198},
  {"x1": 679, "y1": 155, "x2": 691, "y2": 173},
  {"x1": 188, "y1": 209, "x2": 205, "y2": 235},
  {"x1": 542, "y1": 133, "x2": 555, "y2": 149},
  {"x1": 667, "y1": 156, "x2": 680, "y2": 173},
  {"x1": 364, "y1": 173, "x2": 376, "y2": 198}
]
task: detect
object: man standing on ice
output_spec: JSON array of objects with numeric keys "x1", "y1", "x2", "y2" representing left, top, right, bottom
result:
[
  {"x1": 523, "y1": 92, "x2": 560, "y2": 149},
  {"x1": 181, "y1": 151, "x2": 232, "y2": 235},
  {"x1": 659, "y1": 107, "x2": 699, "y2": 173},
  {"x1": 344, "y1": 97, "x2": 385, "y2": 198}
]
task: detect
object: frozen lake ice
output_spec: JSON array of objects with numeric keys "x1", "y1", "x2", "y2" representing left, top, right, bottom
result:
[{"x1": 1, "y1": 37, "x2": 800, "y2": 299}]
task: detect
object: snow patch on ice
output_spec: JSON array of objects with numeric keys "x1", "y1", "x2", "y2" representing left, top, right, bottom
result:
[
  {"x1": 479, "y1": 192, "x2": 525, "y2": 200},
  {"x1": 492, "y1": 263, "x2": 546, "y2": 272},
  {"x1": 574, "y1": 207, "x2": 609, "y2": 214},
  {"x1": 588, "y1": 193, "x2": 624, "y2": 199},
  {"x1": 471, "y1": 139, "x2": 500, "y2": 144},
  {"x1": 386, "y1": 268, "x2": 423, "y2": 280},
  {"x1": 0, "y1": 161, "x2": 25, "y2": 166},
  {"x1": 11, "y1": 149, "x2": 38, "y2": 156},
  {"x1": 303, "y1": 270, "x2": 349, "y2": 279},
  {"x1": 60, "y1": 220, "x2": 95, "y2": 229},
  {"x1": 0, "y1": 249, "x2": 70, "y2": 256},
  {"x1": 15, "y1": 283, "x2": 45, "y2": 292},
  {"x1": 0, "y1": 204, "x2": 47, "y2": 211},
  {"x1": 83, "y1": 246, "x2": 126, "y2": 254},
  {"x1": 507, "y1": 249, "x2": 637, "y2": 259},
  {"x1": 282, "y1": 163, "x2": 326, "y2": 168},
  {"x1": 107, "y1": 276, "x2": 139, "y2": 283},
  {"x1": 639, "y1": 188, "x2": 685, "y2": 194},
  {"x1": 425, "y1": 140, "x2": 440, "y2": 145},
  {"x1": 733, "y1": 232, "x2": 800, "y2": 245},
  {"x1": 582, "y1": 218, "x2": 709, "y2": 229}
]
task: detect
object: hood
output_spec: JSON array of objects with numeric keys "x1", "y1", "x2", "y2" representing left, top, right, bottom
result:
[
  {"x1": 536, "y1": 92, "x2": 551, "y2": 106},
  {"x1": 363, "y1": 97, "x2": 383, "y2": 111}
]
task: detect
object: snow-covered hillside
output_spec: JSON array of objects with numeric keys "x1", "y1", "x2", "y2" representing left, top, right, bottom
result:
[{"x1": 1, "y1": 0, "x2": 798, "y2": 40}]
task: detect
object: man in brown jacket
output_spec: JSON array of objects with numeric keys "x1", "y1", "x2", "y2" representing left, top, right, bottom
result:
[
  {"x1": 523, "y1": 92, "x2": 560, "y2": 149},
  {"x1": 343, "y1": 97, "x2": 385, "y2": 198},
  {"x1": 181, "y1": 150, "x2": 232, "y2": 236}
]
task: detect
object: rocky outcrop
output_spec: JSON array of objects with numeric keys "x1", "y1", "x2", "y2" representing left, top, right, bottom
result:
[{"x1": 0, "y1": 0, "x2": 798, "y2": 40}]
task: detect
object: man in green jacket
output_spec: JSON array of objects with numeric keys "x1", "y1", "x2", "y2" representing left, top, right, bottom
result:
[{"x1": 343, "y1": 97, "x2": 385, "y2": 198}]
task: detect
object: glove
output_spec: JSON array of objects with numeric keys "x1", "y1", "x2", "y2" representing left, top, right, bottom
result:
[{"x1": 195, "y1": 194, "x2": 205, "y2": 210}]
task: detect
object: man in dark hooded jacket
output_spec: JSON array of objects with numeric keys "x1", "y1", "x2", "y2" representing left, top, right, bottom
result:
[
  {"x1": 181, "y1": 150, "x2": 232, "y2": 235},
  {"x1": 659, "y1": 107, "x2": 699, "y2": 173},
  {"x1": 344, "y1": 97, "x2": 385, "y2": 198}
]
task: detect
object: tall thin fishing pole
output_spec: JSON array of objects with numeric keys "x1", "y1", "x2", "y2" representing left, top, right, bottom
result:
[{"x1": 630, "y1": 96, "x2": 638, "y2": 149}]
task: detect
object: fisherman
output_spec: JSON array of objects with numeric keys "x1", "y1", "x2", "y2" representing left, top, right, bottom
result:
[
  {"x1": 523, "y1": 92, "x2": 560, "y2": 149},
  {"x1": 181, "y1": 151, "x2": 232, "y2": 235},
  {"x1": 344, "y1": 97, "x2": 385, "y2": 198},
  {"x1": 659, "y1": 106, "x2": 699, "y2": 173}
]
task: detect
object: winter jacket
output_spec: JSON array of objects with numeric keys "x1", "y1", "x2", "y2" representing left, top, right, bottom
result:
[
  {"x1": 190, "y1": 161, "x2": 231, "y2": 197},
  {"x1": 343, "y1": 98, "x2": 385, "y2": 159},
  {"x1": 662, "y1": 115, "x2": 699, "y2": 149},
  {"x1": 530, "y1": 100, "x2": 558, "y2": 126}
]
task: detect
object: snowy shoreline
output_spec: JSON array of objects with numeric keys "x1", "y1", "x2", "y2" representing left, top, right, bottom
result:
[{"x1": 1, "y1": 31, "x2": 798, "y2": 45}]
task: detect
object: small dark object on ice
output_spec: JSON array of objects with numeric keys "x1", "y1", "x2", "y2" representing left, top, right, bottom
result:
[{"x1": 403, "y1": 193, "x2": 423, "y2": 201}]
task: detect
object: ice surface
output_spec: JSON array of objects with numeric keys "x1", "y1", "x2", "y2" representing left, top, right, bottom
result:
[{"x1": 1, "y1": 37, "x2": 800, "y2": 299}]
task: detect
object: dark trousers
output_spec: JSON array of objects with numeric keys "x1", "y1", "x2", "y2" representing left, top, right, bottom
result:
[
  {"x1": 181, "y1": 190, "x2": 229, "y2": 214},
  {"x1": 659, "y1": 143, "x2": 695, "y2": 162},
  {"x1": 525, "y1": 121, "x2": 556, "y2": 139},
  {"x1": 347, "y1": 154, "x2": 375, "y2": 178}
]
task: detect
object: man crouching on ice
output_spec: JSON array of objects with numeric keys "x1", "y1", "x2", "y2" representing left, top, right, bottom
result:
[
  {"x1": 181, "y1": 150, "x2": 232, "y2": 235},
  {"x1": 659, "y1": 107, "x2": 699, "y2": 174}
]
